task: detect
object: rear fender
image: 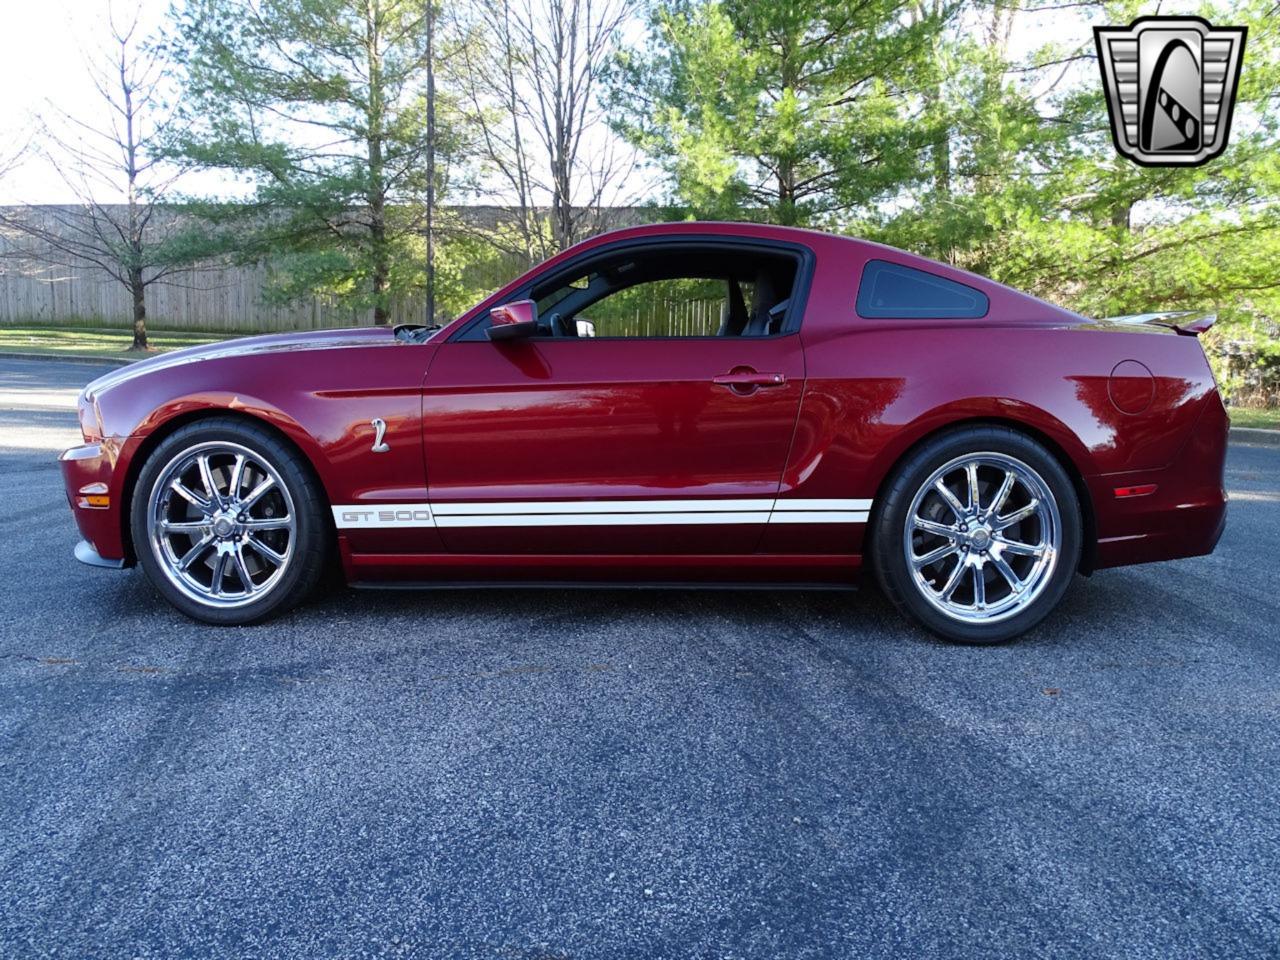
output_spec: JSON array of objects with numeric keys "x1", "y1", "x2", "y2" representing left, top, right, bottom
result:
[{"x1": 862, "y1": 397, "x2": 1094, "y2": 497}]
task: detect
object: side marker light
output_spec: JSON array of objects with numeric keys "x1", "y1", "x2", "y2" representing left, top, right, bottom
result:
[{"x1": 1114, "y1": 484, "x2": 1157, "y2": 499}]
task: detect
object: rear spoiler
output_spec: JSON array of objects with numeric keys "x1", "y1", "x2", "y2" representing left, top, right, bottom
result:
[{"x1": 1101, "y1": 310, "x2": 1218, "y2": 336}]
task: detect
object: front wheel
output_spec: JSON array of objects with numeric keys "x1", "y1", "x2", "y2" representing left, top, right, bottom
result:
[
  {"x1": 872, "y1": 426, "x2": 1082, "y2": 644},
  {"x1": 129, "y1": 417, "x2": 329, "y2": 625}
]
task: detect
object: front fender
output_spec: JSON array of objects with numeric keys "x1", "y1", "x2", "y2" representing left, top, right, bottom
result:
[{"x1": 88, "y1": 345, "x2": 435, "y2": 556}]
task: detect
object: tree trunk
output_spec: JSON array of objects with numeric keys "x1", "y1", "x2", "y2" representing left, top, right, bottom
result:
[
  {"x1": 367, "y1": 3, "x2": 390, "y2": 326},
  {"x1": 371, "y1": 211, "x2": 390, "y2": 325},
  {"x1": 777, "y1": 160, "x2": 797, "y2": 226},
  {"x1": 129, "y1": 268, "x2": 148, "y2": 351},
  {"x1": 425, "y1": 0, "x2": 436, "y2": 325},
  {"x1": 369, "y1": 151, "x2": 390, "y2": 324},
  {"x1": 122, "y1": 41, "x2": 148, "y2": 352},
  {"x1": 552, "y1": 151, "x2": 573, "y2": 252},
  {"x1": 776, "y1": 33, "x2": 798, "y2": 226},
  {"x1": 369, "y1": 124, "x2": 389, "y2": 325}
]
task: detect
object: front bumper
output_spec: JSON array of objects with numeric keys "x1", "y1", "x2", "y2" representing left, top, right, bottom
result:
[
  {"x1": 74, "y1": 539, "x2": 127, "y2": 569},
  {"x1": 59, "y1": 440, "x2": 133, "y2": 567}
]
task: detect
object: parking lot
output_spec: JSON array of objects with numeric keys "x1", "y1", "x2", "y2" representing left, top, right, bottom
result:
[{"x1": 1, "y1": 356, "x2": 1278, "y2": 958}]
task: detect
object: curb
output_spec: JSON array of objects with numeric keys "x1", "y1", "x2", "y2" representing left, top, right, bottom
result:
[
  {"x1": 1229, "y1": 426, "x2": 1280, "y2": 448},
  {"x1": 0, "y1": 351, "x2": 134, "y2": 368}
]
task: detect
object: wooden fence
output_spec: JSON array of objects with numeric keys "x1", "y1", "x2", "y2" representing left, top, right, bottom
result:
[
  {"x1": 0, "y1": 259, "x2": 403, "y2": 333},
  {"x1": 586, "y1": 297, "x2": 725, "y2": 337}
]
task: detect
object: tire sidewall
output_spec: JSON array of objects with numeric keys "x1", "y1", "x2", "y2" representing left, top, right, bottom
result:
[
  {"x1": 130, "y1": 419, "x2": 327, "y2": 625},
  {"x1": 873, "y1": 427, "x2": 1083, "y2": 645}
]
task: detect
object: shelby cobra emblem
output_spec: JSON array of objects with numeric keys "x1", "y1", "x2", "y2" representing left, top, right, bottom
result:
[{"x1": 1094, "y1": 16, "x2": 1246, "y2": 167}]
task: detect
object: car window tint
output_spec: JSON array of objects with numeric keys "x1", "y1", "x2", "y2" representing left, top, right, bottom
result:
[
  {"x1": 856, "y1": 259, "x2": 989, "y2": 319},
  {"x1": 536, "y1": 276, "x2": 587, "y2": 316}
]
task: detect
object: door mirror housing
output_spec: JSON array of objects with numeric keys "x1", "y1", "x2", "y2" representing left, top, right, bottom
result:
[{"x1": 487, "y1": 300, "x2": 539, "y2": 341}]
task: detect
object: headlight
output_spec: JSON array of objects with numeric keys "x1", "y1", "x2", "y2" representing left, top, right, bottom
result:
[{"x1": 77, "y1": 391, "x2": 103, "y2": 443}]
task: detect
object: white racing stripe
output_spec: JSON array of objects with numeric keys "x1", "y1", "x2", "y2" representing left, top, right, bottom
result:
[
  {"x1": 772, "y1": 499, "x2": 872, "y2": 512},
  {"x1": 433, "y1": 498, "x2": 775, "y2": 516},
  {"x1": 436, "y1": 511, "x2": 772, "y2": 528},
  {"x1": 769, "y1": 511, "x2": 870, "y2": 524},
  {"x1": 332, "y1": 497, "x2": 873, "y2": 529},
  {"x1": 769, "y1": 498, "x2": 871, "y2": 525}
]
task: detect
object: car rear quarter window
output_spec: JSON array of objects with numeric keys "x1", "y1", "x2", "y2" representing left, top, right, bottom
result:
[{"x1": 855, "y1": 259, "x2": 989, "y2": 319}]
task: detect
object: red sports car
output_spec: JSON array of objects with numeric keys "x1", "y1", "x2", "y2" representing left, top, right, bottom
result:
[{"x1": 59, "y1": 222, "x2": 1227, "y2": 643}]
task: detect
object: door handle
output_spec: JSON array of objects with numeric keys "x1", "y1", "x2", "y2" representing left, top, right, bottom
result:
[{"x1": 713, "y1": 371, "x2": 787, "y2": 388}]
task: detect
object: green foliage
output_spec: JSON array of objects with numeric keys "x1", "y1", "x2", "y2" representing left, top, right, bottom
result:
[
  {"x1": 249, "y1": 223, "x2": 518, "y2": 320},
  {"x1": 615, "y1": 0, "x2": 952, "y2": 226},
  {"x1": 1205, "y1": 318, "x2": 1280, "y2": 407}
]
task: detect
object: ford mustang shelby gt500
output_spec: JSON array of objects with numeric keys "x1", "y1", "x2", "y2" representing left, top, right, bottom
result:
[{"x1": 60, "y1": 222, "x2": 1227, "y2": 643}]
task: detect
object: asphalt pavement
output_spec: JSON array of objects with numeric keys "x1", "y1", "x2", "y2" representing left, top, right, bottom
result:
[{"x1": 1, "y1": 356, "x2": 1278, "y2": 959}]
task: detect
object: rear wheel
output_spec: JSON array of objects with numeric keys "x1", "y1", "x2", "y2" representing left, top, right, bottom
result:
[
  {"x1": 872, "y1": 426, "x2": 1082, "y2": 644},
  {"x1": 130, "y1": 418, "x2": 329, "y2": 625}
]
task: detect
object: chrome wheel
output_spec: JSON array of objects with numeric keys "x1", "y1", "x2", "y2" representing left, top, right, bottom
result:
[
  {"x1": 146, "y1": 441, "x2": 296, "y2": 609},
  {"x1": 903, "y1": 451, "x2": 1061, "y2": 624}
]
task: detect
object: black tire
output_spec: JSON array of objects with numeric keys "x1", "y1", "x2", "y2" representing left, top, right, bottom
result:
[
  {"x1": 129, "y1": 416, "x2": 330, "y2": 625},
  {"x1": 871, "y1": 425, "x2": 1082, "y2": 645}
]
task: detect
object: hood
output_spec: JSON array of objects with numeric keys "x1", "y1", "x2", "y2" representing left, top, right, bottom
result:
[{"x1": 83, "y1": 326, "x2": 396, "y2": 399}]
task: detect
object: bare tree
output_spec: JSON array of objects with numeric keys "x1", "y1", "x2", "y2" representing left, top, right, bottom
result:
[
  {"x1": 0, "y1": 5, "x2": 185, "y2": 350},
  {"x1": 453, "y1": 0, "x2": 638, "y2": 263},
  {"x1": 425, "y1": 0, "x2": 438, "y2": 324},
  {"x1": 0, "y1": 140, "x2": 28, "y2": 186}
]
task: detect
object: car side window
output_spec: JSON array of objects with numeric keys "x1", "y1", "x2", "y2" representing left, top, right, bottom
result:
[
  {"x1": 455, "y1": 243, "x2": 806, "y2": 341},
  {"x1": 855, "y1": 259, "x2": 989, "y2": 319}
]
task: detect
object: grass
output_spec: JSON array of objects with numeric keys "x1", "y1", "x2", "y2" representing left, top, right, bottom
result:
[
  {"x1": 1229, "y1": 405, "x2": 1280, "y2": 431},
  {"x1": 0, "y1": 325, "x2": 238, "y2": 360}
]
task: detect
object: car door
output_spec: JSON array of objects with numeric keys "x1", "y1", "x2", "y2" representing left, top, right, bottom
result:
[{"x1": 420, "y1": 242, "x2": 810, "y2": 555}]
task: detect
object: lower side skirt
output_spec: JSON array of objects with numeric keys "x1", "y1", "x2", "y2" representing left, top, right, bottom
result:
[
  {"x1": 340, "y1": 547, "x2": 861, "y2": 589},
  {"x1": 351, "y1": 580, "x2": 859, "y2": 592}
]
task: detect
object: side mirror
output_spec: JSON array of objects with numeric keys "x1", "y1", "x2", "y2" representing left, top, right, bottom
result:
[{"x1": 486, "y1": 299, "x2": 539, "y2": 341}]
